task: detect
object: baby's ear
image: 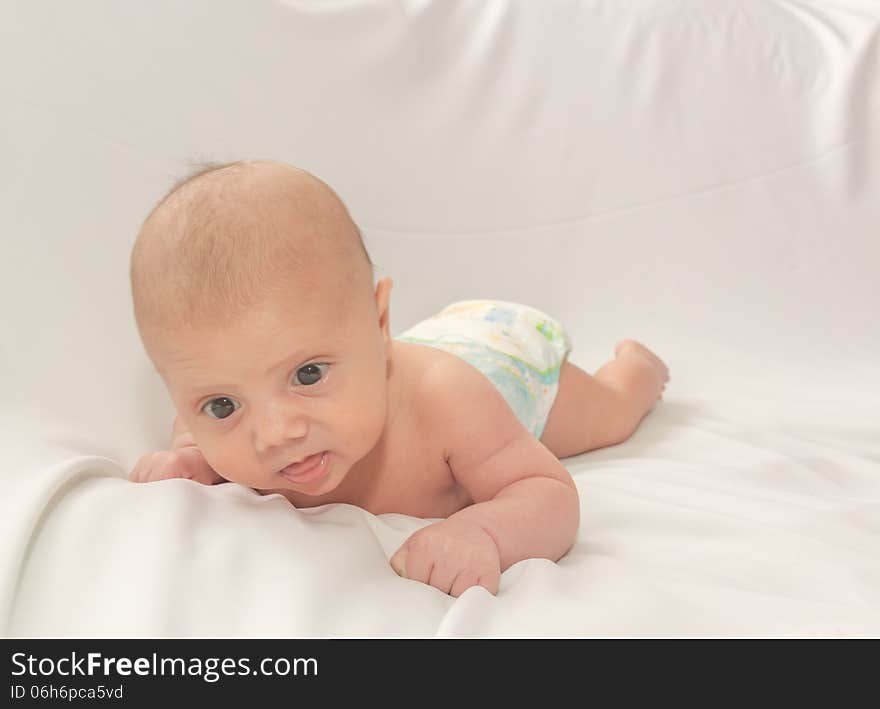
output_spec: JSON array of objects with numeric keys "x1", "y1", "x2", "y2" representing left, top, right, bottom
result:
[
  {"x1": 374, "y1": 276, "x2": 394, "y2": 336},
  {"x1": 375, "y1": 275, "x2": 394, "y2": 302}
]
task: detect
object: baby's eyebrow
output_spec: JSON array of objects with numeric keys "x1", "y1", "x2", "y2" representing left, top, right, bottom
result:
[
  {"x1": 181, "y1": 348, "x2": 324, "y2": 399},
  {"x1": 263, "y1": 347, "x2": 315, "y2": 376},
  {"x1": 184, "y1": 382, "x2": 239, "y2": 401}
]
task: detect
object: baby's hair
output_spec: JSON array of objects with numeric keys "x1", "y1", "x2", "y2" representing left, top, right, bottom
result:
[
  {"x1": 153, "y1": 159, "x2": 375, "y2": 270},
  {"x1": 131, "y1": 159, "x2": 376, "y2": 338},
  {"x1": 163, "y1": 161, "x2": 233, "y2": 204}
]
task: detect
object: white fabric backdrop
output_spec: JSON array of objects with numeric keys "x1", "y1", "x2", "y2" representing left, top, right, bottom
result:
[{"x1": 1, "y1": 0, "x2": 878, "y2": 637}]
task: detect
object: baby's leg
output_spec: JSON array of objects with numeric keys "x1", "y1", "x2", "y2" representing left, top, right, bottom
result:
[{"x1": 540, "y1": 341, "x2": 669, "y2": 458}]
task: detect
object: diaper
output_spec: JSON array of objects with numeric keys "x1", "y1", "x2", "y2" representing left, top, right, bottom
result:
[{"x1": 395, "y1": 300, "x2": 572, "y2": 438}]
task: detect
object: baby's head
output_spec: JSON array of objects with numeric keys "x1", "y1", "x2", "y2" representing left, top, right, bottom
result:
[{"x1": 131, "y1": 160, "x2": 395, "y2": 495}]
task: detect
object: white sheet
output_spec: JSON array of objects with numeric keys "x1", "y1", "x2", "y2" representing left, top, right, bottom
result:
[{"x1": 1, "y1": 0, "x2": 878, "y2": 637}]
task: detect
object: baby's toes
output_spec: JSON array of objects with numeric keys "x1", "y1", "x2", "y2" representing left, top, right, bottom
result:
[
  {"x1": 614, "y1": 339, "x2": 633, "y2": 358},
  {"x1": 647, "y1": 352, "x2": 670, "y2": 381},
  {"x1": 616, "y1": 340, "x2": 670, "y2": 383},
  {"x1": 642, "y1": 350, "x2": 669, "y2": 381}
]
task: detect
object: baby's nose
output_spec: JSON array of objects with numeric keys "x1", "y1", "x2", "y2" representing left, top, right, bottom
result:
[{"x1": 253, "y1": 402, "x2": 308, "y2": 453}]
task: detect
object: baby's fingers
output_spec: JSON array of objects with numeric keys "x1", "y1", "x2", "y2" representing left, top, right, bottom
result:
[
  {"x1": 477, "y1": 572, "x2": 500, "y2": 596},
  {"x1": 449, "y1": 566, "x2": 500, "y2": 597},
  {"x1": 129, "y1": 453, "x2": 156, "y2": 483},
  {"x1": 389, "y1": 549, "x2": 407, "y2": 578},
  {"x1": 427, "y1": 557, "x2": 464, "y2": 596},
  {"x1": 130, "y1": 451, "x2": 184, "y2": 483},
  {"x1": 144, "y1": 451, "x2": 183, "y2": 482},
  {"x1": 449, "y1": 571, "x2": 480, "y2": 598},
  {"x1": 390, "y1": 547, "x2": 434, "y2": 587},
  {"x1": 175, "y1": 447, "x2": 223, "y2": 484}
]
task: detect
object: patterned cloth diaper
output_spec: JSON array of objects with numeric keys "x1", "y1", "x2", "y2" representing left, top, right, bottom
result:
[{"x1": 395, "y1": 300, "x2": 572, "y2": 438}]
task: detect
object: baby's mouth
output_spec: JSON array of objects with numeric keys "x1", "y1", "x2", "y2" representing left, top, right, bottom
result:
[{"x1": 278, "y1": 451, "x2": 329, "y2": 483}]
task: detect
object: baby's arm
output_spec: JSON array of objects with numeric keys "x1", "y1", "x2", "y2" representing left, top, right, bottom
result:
[
  {"x1": 389, "y1": 359, "x2": 579, "y2": 596},
  {"x1": 129, "y1": 415, "x2": 226, "y2": 485}
]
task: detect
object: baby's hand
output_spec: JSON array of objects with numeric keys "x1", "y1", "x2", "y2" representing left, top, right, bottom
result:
[
  {"x1": 129, "y1": 447, "x2": 225, "y2": 485},
  {"x1": 390, "y1": 518, "x2": 501, "y2": 597}
]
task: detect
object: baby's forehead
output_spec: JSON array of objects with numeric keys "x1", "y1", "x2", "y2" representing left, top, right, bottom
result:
[
  {"x1": 153, "y1": 287, "x2": 366, "y2": 374},
  {"x1": 156, "y1": 333, "x2": 330, "y2": 399}
]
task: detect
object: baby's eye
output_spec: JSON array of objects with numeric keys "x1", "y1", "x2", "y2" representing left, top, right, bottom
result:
[
  {"x1": 202, "y1": 396, "x2": 240, "y2": 420},
  {"x1": 294, "y1": 363, "x2": 329, "y2": 386}
]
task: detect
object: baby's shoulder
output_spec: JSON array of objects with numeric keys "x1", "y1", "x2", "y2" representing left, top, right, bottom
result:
[
  {"x1": 404, "y1": 341, "x2": 524, "y2": 457},
  {"x1": 400, "y1": 339, "x2": 476, "y2": 397},
  {"x1": 397, "y1": 342, "x2": 472, "y2": 425}
]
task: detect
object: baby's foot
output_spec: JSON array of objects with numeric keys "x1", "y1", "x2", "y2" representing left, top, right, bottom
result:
[{"x1": 614, "y1": 339, "x2": 670, "y2": 402}]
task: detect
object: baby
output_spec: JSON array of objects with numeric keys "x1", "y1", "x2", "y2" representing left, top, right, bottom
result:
[{"x1": 129, "y1": 160, "x2": 669, "y2": 597}]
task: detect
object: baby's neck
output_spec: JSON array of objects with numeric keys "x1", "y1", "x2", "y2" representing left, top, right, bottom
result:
[{"x1": 344, "y1": 339, "x2": 406, "y2": 490}]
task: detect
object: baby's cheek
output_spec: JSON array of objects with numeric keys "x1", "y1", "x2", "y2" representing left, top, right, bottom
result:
[
  {"x1": 202, "y1": 439, "x2": 249, "y2": 483},
  {"x1": 350, "y1": 397, "x2": 386, "y2": 451}
]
